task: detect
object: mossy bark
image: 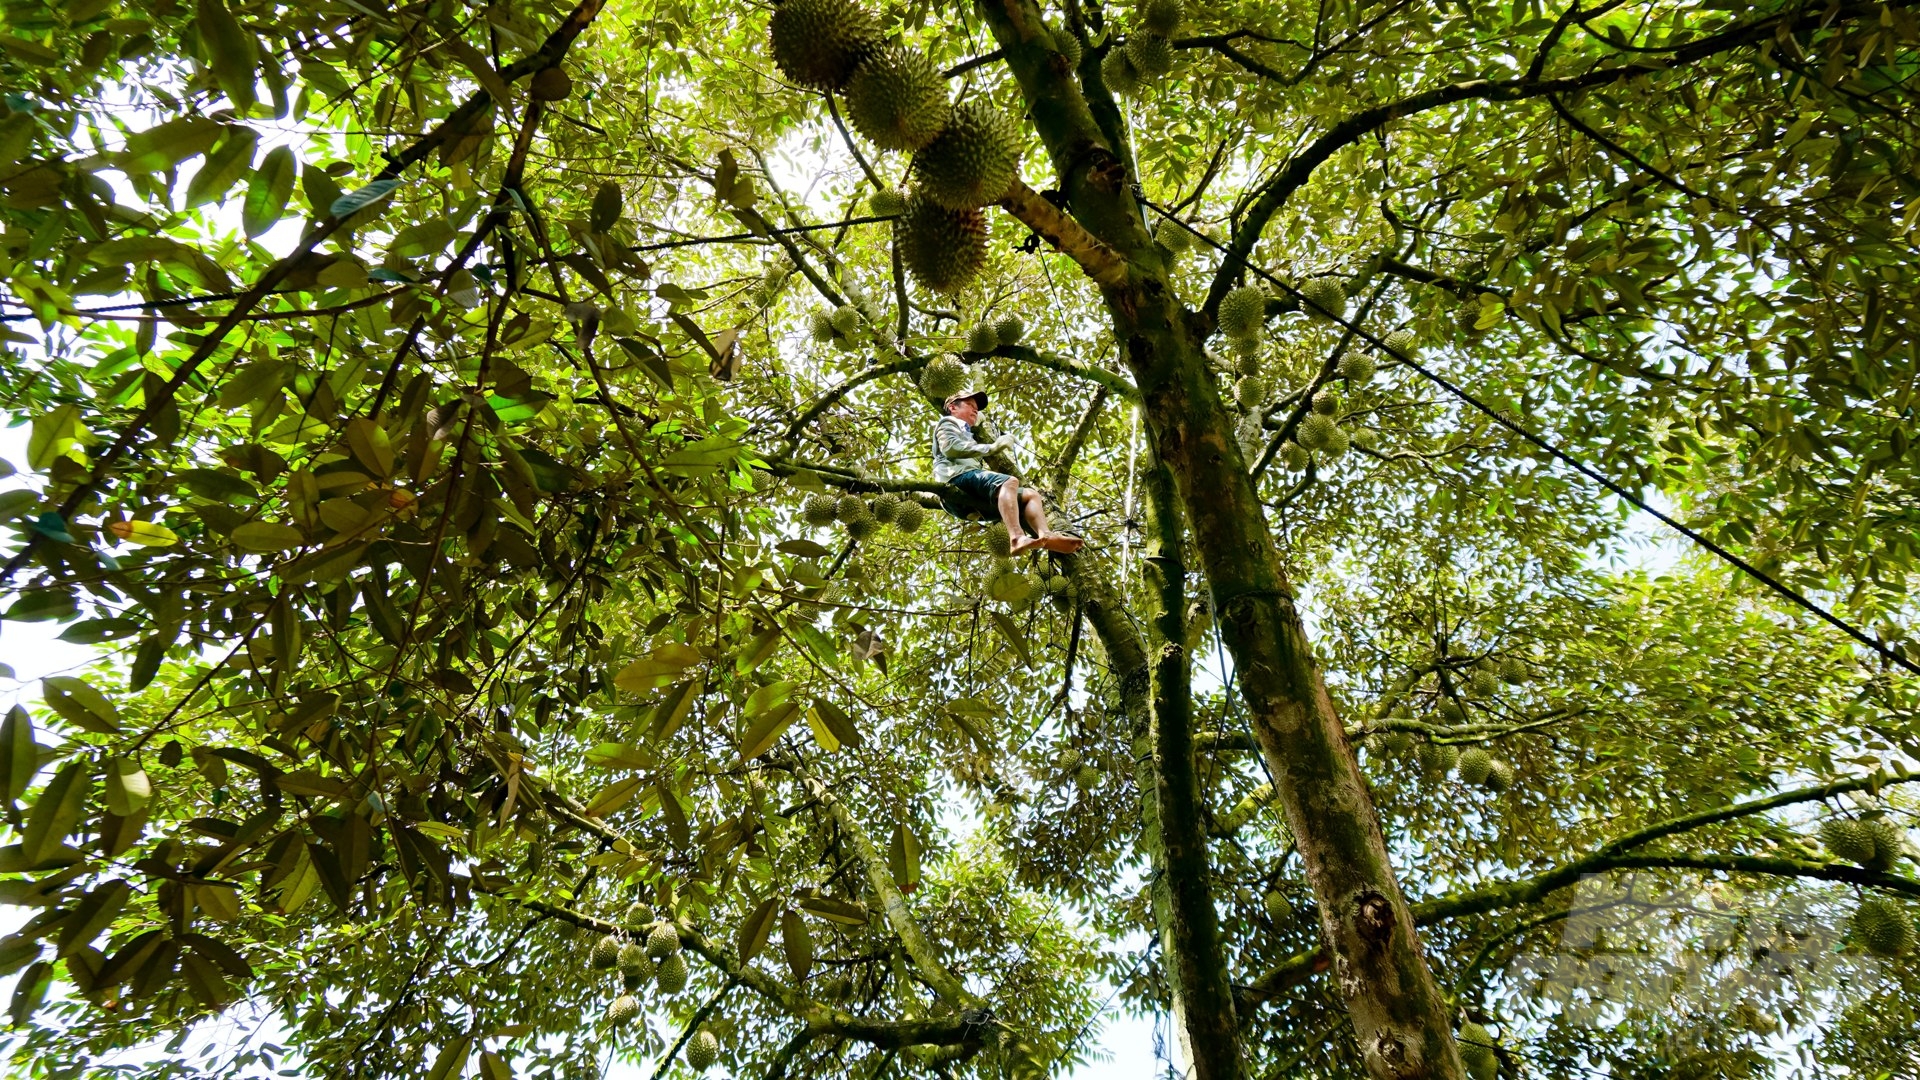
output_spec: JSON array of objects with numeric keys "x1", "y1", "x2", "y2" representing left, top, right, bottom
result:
[{"x1": 982, "y1": 2, "x2": 1465, "y2": 1074}]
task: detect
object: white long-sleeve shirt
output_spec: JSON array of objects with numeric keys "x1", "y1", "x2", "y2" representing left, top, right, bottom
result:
[{"x1": 931, "y1": 415, "x2": 998, "y2": 482}]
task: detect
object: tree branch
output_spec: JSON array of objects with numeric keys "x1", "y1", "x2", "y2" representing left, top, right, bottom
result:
[{"x1": 996, "y1": 177, "x2": 1130, "y2": 287}]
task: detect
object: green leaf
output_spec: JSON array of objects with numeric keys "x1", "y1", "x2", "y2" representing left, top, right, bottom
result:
[
  {"x1": 43, "y1": 676, "x2": 119, "y2": 734},
  {"x1": 426, "y1": 1037, "x2": 473, "y2": 1080},
  {"x1": 329, "y1": 177, "x2": 401, "y2": 219},
  {"x1": 581, "y1": 776, "x2": 646, "y2": 817},
  {"x1": 196, "y1": 0, "x2": 258, "y2": 112},
  {"x1": 744, "y1": 680, "x2": 793, "y2": 717},
  {"x1": 738, "y1": 700, "x2": 802, "y2": 761},
  {"x1": 778, "y1": 538, "x2": 833, "y2": 558},
  {"x1": 612, "y1": 643, "x2": 704, "y2": 692},
  {"x1": 810, "y1": 698, "x2": 862, "y2": 748},
  {"x1": 27, "y1": 404, "x2": 83, "y2": 471},
  {"x1": 120, "y1": 116, "x2": 222, "y2": 173},
  {"x1": 583, "y1": 743, "x2": 652, "y2": 770},
  {"x1": 591, "y1": 180, "x2": 622, "y2": 232},
  {"x1": 229, "y1": 521, "x2": 306, "y2": 552},
  {"x1": 242, "y1": 145, "x2": 296, "y2": 237},
  {"x1": 20, "y1": 762, "x2": 89, "y2": 865},
  {"x1": 780, "y1": 908, "x2": 812, "y2": 982},
  {"x1": 104, "y1": 759, "x2": 151, "y2": 816},
  {"x1": 990, "y1": 610, "x2": 1033, "y2": 668},
  {"x1": 0, "y1": 707, "x2": 37, "y2": 805},
  {"x1": 889, "y1": 822, "x2": 921, "y2": 892},
  {"x1": 182, "y1": 125, "x2": 257, "y2": 206},
  {"x1": 648, "y1": 678, "x2": 702, "y2": 741}
]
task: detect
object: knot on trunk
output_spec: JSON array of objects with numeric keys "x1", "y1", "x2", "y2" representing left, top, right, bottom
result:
[
  {"x1": 1157, "y1": 641, "x2": 1183, "y2": 662},
  {"x1": 1087, "y1": 151, "x2": 1127, "y2": 193},
  {"x1": 1355, "y1": 889, "x2": 1395, "y2": 947},
  {"x1": 1364, "y1": 1029, "x2": 1422, "y2": 1078}
]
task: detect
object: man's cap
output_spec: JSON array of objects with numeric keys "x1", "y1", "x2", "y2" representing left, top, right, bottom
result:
[{"x1": 944, "y1": 388, "x2": 988, "y2": 411}]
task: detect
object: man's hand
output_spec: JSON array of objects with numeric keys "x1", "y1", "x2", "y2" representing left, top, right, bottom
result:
[{"x1": 988, "y1": 434, "x2": 1017, "y2": 453}]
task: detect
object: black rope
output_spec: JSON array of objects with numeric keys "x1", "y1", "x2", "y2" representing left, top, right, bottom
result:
[{"x1": 1142, "y1": 199, "x2": 1920, "y2": 679}]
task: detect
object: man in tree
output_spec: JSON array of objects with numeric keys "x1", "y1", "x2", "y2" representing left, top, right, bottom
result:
[{"x1": 933, "y1": 388, "x2": 1082, "y2": 554}]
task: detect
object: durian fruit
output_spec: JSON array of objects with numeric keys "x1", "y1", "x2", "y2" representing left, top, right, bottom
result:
[
  {"x1": 1262, "y1": 890, "x2": 1291, "y2": 922},
  {"x1": 808, "y1": 308, "x2": 836, "y2": 342},
  {"x1": 1279, "y1": 442, "x2": 1310, "y2": 472},
  {"x1": 967, "y1": 323, "x2": 999, "y2": 353},
  {"x1": 1469, "y1": 669, "x2": 1500, "y2": 698},
  {"x1": 1311, "y1": 387, "x2": 1340, "y2": 415},
  {"x1": 1483, "y1": 758, "x2": 1514, "y2": 793},
  {"x1": 1057, "y1": 745, "x2": 1084, "y2": 772},
  {"x1": 994, "y1": 315, "x2": 1025, "y2": 345},
  {"x1": 830, "y1": 305, "x2": 861, "y2": 334},
  {"x1": 622, "y1": 972, "x2": 646, "y2": 992},
  {"x1": 1457, "y1": 1022, "x2": 1499, "y2": 1080},
  {"x1": 897, "y1": 193, "x2": 988, "y2": 293},
  {"x1": 1234, "y1": 376, "x2": 1266, "y2": 409},
  {"x1": 1864, "y1": 819, "x2": 1905, "y2": 871},
  {"x1": 836, "y1": 493, "x2": 870, "y2": 525},
  {"x1": 1382, "y1": 328, "x2": 1418, "y2": 357},
  {"x1": 1457, "y1": 748, "x2": 1494, "y2": 786},
  {"x1": 1351, "y1": 427, "x2": 1378, "y2": 450},
  {"x1": 590, "y1": 934, "x2": 621, "y2": 970},
  {"x1": 845, "y1": 516, "x2": 877, "y2": 540},
  {"x1": 1382, "y1": 731, "x2": 1415, "y2": 756},
  {"x1": 984, "y1": 521, "x2": 1012, "y2": 558},
  {"x1": 1217, "y1": 285, "x2": 1266, "y2": 339},
  {"x1": 646, "y1": 921, "x2": 682, "y2": 960},
  {"x1": 1052, "y1": 26, "x2": 1083, "y2": 67},
  {"x1": 1337, "y1": 352, "x2": 1376, "y2": 384},
  {"x1": 1047, "y1": 577, "x2": 1080, "y2": 611},
  {"x1": 1233, "y1": 346, "x2": 1262, "y2": 375},
  {"x1": 1076, "y1": 764, "x2": 1102, "y2": 788},
  {"x1": 1821, "y1": 818, "x2": 1880, "y2": 866},
  {"x1": 623, "y1": 902, "x2": 654, "y2": 929},
  {"x1": 768, "y1": 0, "x2": 881, "y2": 90},
  {"x1": 1418, "y1": 741, "x2": 1460, "y2": 774},
  {"x1": 1125, "y1": 34, "x2": 1175, "y2": 79},
  {"x1": 606, "y1": 993, "x2": 641, "y2": 1025},
  {"x1": 1852, "y1": 896, "x2": 1915, "y2": 957},
  {"x1": 920, "y1": 354, "x2": 967, "y2": 400},
  {"x1": 1024, "y1": 570, "x2": 1046, "y2": 597},
  {"x1": 1436, "y1": 698, "x2": 1466, "y2": 723},
  {"x1": 1046, "y1": 573, "x2": 1070, "y2": 594},
  {"x1": 1140, "y1": 0, "x2": 1183, "y2": 38},
  {"x1": 844, "y1": 44, "x2": 950, "y2": 151},
  {"x1": 912, "y1": 102, "x2": 1021, "y2": 209},
  {"x1": 1498, "y1": 657, "x2": 1529, "y2": 684},
  {"x1": 820, "y1": 973, "x2": 853, "y2": 1000},
  {"x1": 868, "y1": 492, "x2": 900, "y2": 524},
  {"x1": 1155, "y1": 218, "x2": 1191, "y2": 254},
  {"x1": 618, "y1": 942, "x2": 654, "y2": 978},
  {"x1": 1296, "y1": 412, "x2": 1336, "y2": 451},
  {"x1": 869, "y1": 189, "x2": 909, "y2": 217},
  {"x1": 1100, "y1": 48, "x2": 1143, "y2": 97},
  {"x1": 801, "y1": 494, "x2": 839, "y2": 527},
  {"x1": 1299, "y1": 277, "x2": 1347, "y2": 319},
  {"x1": 655, "y1": 949, "x2": 690, "y2": 993},
  {"x1": 687, "y1": 1029, "x2": 721, "y2": 1071},
  {"x1": 893, "y1": 500, "x2": 927, "y2": 533}
]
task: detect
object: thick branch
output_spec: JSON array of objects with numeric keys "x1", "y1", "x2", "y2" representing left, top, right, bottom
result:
[{"x1": 997, "y1": 177, "x2": 1130, "y2": 287}]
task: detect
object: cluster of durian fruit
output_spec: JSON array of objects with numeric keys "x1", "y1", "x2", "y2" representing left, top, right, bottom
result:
[
  {"x1": 591, "y1": 906, "x2": 722, "y2": 1063},
  {"x1": 769, "y1": 0, "x2": 1026, "y2": 293},
  {"x1": 963, "y1": 314, "x2": 1025, "y2": 355},
  {"x1": 1101, "y1": 0, "x2": 1183, "y2": 97},
  {"x1": 1373, "y1": 657, "x2": 1530, "y2": 792},
  {"x1": 1052, "y1": 741, "x2": 1104, "y2": 791},
  {"x1": 802, "y1": 489, "x2": 928, "y2": 539},
  {"x1": 980, "y1": 523, "x2": 1078, "y2": 608},
  {"x1": 1818, "y1": 814, "x2": 1916, "y2": 957}
]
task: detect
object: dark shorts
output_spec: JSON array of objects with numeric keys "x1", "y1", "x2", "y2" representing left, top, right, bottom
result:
[{"x1": 942, "y1": 469, "x2": 1013, "y2": 520}]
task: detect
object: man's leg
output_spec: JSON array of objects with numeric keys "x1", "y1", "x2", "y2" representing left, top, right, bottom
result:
[
  {"x1": 997, "y1": 478, "x2": 1039, "y2": 554},
  {"x1": 1018, "y1": 488, "x2": 1083, "y2": 551}
]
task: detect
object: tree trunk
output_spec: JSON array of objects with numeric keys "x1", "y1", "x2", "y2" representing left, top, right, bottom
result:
[{"x1": 980, "y1": 3, "x2": 1465, "y2": 1075}]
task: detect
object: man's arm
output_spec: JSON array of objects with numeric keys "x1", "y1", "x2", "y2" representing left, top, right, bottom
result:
[{"x1": 934, "y1": 418, "x2": 1007, "y2": 459}]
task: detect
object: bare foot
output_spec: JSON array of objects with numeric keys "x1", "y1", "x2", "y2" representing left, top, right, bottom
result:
[
  {"x1": 1035, "y1": 533, "x2": 1084, "y2": 553},
  {"x1": 1008, "y1": 535, "x2": 1042, "y2": 555}
]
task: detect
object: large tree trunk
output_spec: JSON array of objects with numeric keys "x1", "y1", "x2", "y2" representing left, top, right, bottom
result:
[{"x1": 981, "y1": 3, "x2": 1465, "y2": 1075}]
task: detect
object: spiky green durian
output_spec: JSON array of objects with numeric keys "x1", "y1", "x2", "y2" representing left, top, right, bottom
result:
[
  {"x1": 623, "y1": 902, "x2": 654, "y2": 928},
  {"x1": 967, "y1": 323, "x2": 998, "y2": 353},
  {"x1": 844, "y1": 44, "x2": 950, "y2": 151},
  {"x1": 1046, "y1": 572, "x2": 1070, "y2": 594},
  {"x1": 1234, "y1": 376, "x2": 1266, "y2": 409},
  {"x1": 1052, "y1": 26, "x2": 1083, "y2": 67},
  {"x1": 1300, "y1": 277, "x2": 1347, "y2": 319},
  {"x1": 835, "y1": 493, "x2": 870, "y2": 525},
  {"x1": 912, "y1": 102, "x2": 1021, "y2": 209},
  {"x1": 1262, "y1": 890, "x2": 1291, "y2": 922},
  {"x1": 1279, "y1": 441, "x2": 1309, "y2": 472},
  {"x1": 1483, "y1": 758, "x2": 1513, "y2": 792},
  {"x1": 893, "y1": 500, "x2": 927, "y2": 533},
  {"x1": 808, "y1": 308, "x2": 835, "y2": 342},
  {"x1": 1456, "y1": 748, "x2": 1494, "y2": 786},
  {"x1": 654, "y1": 949, "x2": 689, "y2": 993},
  {"x1": 868, "y1": 492, "x2": 900, "y2": 524},
  {"x1": 1125, "y1": 33, "x2": 1175, "y2": 78},
  {"x1": 1311, "y1": 387, "x2": 1339, "y2": 415},
  {"x1": 1822, "y1": 818, "x2": 1880, "y2": 865},
  {"x1": 845, "y1": 516, "x2": 877, "y2": 540},
  {"x1": 897, "y1": 193, "x2": 989, "y2": 293},
  {"x1": 1218, "y1": 285, "x2": 1266, "y2": 338},
  {"x1": 801, "y1": 494, "x2": 839, "y2": 526},
  {"x1": 768, "y1": 0, "x2": 881, "y2": 90},
  {"x1": 1458, "y1": 1022, "x2": 1499, "y2": 1080},
  {"x1": 1853, "y1": 896, "x2": 1915, "y2": 956},
  {"x1": 1469, "y1": 669, "x2": 1500, "y2": 698},
  {"x1": 1498, "y1": 657, "x2": 1529, "y2": 684},
  {"x1": 870, "y1": 189, "x2": 909, "y2": 216},
  {"x1": 920, "y1": 354, "x2": 967, "y2": 400},
  {"x1": 590, "y1": 934, "x2": 621, "y2": 969},
  {"x1": 994, "y1": 315, "x2": 1025, "y2": 345},
  {"x1": 1418, "y1": 741, "x2": 1460, "y2": 774},
  {"x1": 1233, "y1": 348, "x2": 1262, "y2": 377},
  {"x1": 1382, "y1": 732, "x2": 1415, "y2": 756},
  {"x1": 687, "y1": 1029, "x2": 720, "y2": 1071},
  {"x1": 1337, "y1": 352, "x2": 1376, "y2": 384},
  {"x1": 830, "y1": 305, "x2": 861, "y2": 334},
  {"x1": 1383, "y1": 328, "x2": 1418, "y2": 356},
  {"x1": 1322, "y1": 426, "x2": 1351, "y2": 457},
  {"x1": 1155, "y1": 218, "x2": 1191, "y2": 253},
  {"x1": 646, "y1": 921, "x2": 681, "y2": 959},
  {"x1": 1076, "y1": 764, "x2": 1102, "y2": 788},
  {"x1": 1140, "y1": 0, "x2": 1182, "y2": 37},
  {"x1": 984, "y1": 521, "x2": 1012, "y2": 558},
  {"x1": 1101, "y1": 48, "x2": 1143, "y2": 97},
  {"x1": 1296, "y1": 412, "x2": 1337, "y2": 451},
  {"x1": 1865, "y1": 819, "x2": 1905, "y2": 870},
  {"x1": 1057, "y1": 745, "x2": 1083, "y2": 772},
  {"x1": 1437, "y1": 698, "x2": 1466, "y2": 723},
  {"x1": 618, "y1": 942, "x2": 653, "y2": 978},
  {"x1": 607, "y1": 993, "x2": 641, "y2": 1024}
]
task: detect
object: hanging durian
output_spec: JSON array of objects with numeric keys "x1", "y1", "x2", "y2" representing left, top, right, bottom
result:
[
  {"x1": 1100, "y1": 48, "x2": 1144, "y2": 97},
  {"x1": 1234, "y1": 375, "x2": 1266, "y2": 409},
  {"x1": 768, "y1": 0, "x2": 881, "y2": 90},
  {"x1": 844, "y1": 44, "x2": 950, "y2": 151},
  {"x1": 1217, "y1": 286, "x2": 1266, "y2": 339},
  {"x1": 687, "y1": 1029, "x2": 721, "y2": 1071},
  {"x1": 618, "y1": 942, "x2": 654, "y2": 978},
  {"x1": 1382, "y1": 328, "x2": 1418, "y2": 357},
  {"x1": 912, "y1": 101, "x2": 1021, "y2": 209},
  {"x1": 994, "y1": 315, "x2": 1025, "y2": 345},
  {"x1": 1418, "y1": 741, "x2": 1459, "y2": 774},
  {"x1": 893, "y1": 500, "x2": 927, "y2": 533},
  {"x1": 1498, "y1": 656, "x2": 1529, "y2": 684},
  {"x1": 1311, "y1": 387, "x2": 1339, "y2": 415},
  {"x1": 868, "y1": 492, "x2": 901, "y2": 524},
  {"x1": 1458, "y1": 1022, "x2": 1499, "y2": 1080},
  {"x1": 830, "y1": 305, "x2": 861, "y2": 334},
  {"x1": 1297, "y1": 412, "x2": 1336, "y2": 451},
  {"x1": 1140, "y1": 0, "x2": 1183, "y2": 37},
  {"x1": 1052, "y1": 25, "x2": 1083, "y2": 67},
  {"x1": 836, "y1": 494, "x2": 870, "y2": 525},
  {"x1": 1456, "y1": 748, "x2": 1493, "y2": 786},
  {"x1": 808, "y1": 308, "x2": 835, "y2": 342},
  {"x1": 1125, "y1": 34, "x2": 1175, "y2": 79},
  {"x1": 646, "y1": 921, "x2": 681, "y2": 959},
  {"x1": 920, "y1": 354, "x2": 967, "y2": 400},
  {"x1": 1337, "y1": 352, "x2": 1376, "y2": 384},
  {"x1": 1852, "y1": 896, "x2": 1915, "y2": 956},
  {"x1": 870, "y1": 189, "x2": 909, "y2": 216},
  {"x1": 606, "y1": 993, "x2": 641, "y2": 1025},
  {"x1": 590, "y1": 934, "x2": 621, "y2": 970},
  {"x1": 898, "y1": 193, "x2": 988, "y2": 293},
  {"x1": 967, "y1": 323, "x2": 998, "y2": 353},
  {"x1": 984, "y1": 521, "x2": 1012, "y2": 558},
  {"x1": 1154, "y1": 218, "x2": 1191, "y2": 254},
  {"x1": 1262, "y1": 890, "x2": 1291, "y2": 922},
  {"x1": 1299, "y1": 277, "x2": 1347, "y2": 319},
  {"x1": 1469, "y1": 669, "x2": 1499, "y2": 698},
  {"x1": 802, "y1": 494, "x2": 839, "y2": 527},
  {"x1": 1279, "y1": 441, "x2": 1310, "y2": 472},
  {"x1": 655, "y1": 949, "x2": 689, "y2": 993}
]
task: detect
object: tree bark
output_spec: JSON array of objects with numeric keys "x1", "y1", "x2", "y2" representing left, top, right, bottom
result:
[{"x1": 980, "y1": 2, "x2": 1464, "y2": 1074}]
